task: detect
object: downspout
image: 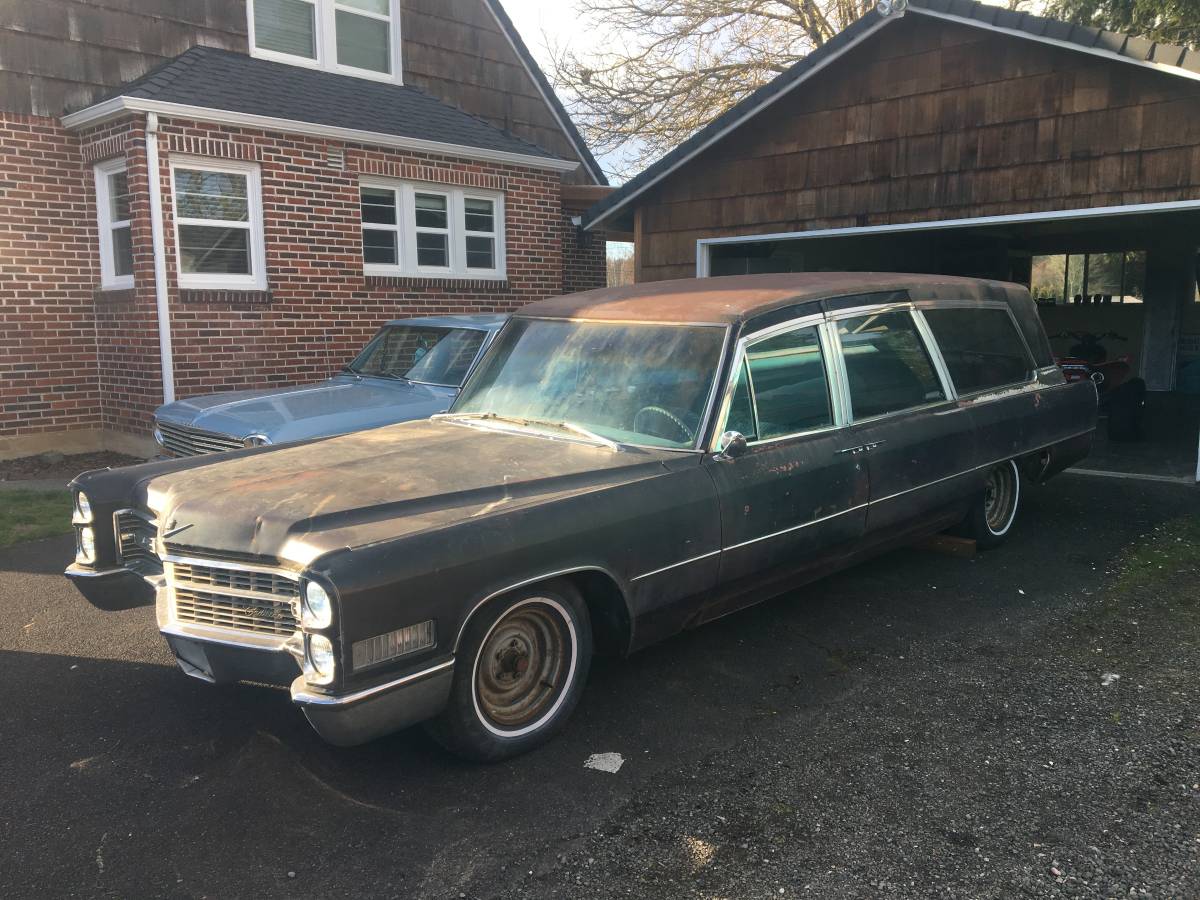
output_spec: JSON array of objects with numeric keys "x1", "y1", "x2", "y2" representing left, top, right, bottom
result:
[{"x1": 144, "y1": 112, "x2": 175, "y2": 404}]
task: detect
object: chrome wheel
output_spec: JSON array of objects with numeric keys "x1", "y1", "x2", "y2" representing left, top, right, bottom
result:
[
  {"x1": 983, "y1": 460, "x2": 1019, "y2": 536},
  {"x1": 472, "y1": 598, "x2": 577, "y2": 736}
]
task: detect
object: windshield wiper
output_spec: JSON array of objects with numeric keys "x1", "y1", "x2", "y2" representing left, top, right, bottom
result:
[{"x1": 433, "y1": 412, "x2": 626, "y2": 451}]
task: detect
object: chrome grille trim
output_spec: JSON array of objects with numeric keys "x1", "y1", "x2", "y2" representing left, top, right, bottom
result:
[
  {"x1": 114, "y1": 509, "x2": 162, "y2": 575},
  {"x1": 156, "y1": 420, "x2": 243, "y2": 456},
  {"x1": 166, "y1": 555, "x2": 300, "y2": 639}
]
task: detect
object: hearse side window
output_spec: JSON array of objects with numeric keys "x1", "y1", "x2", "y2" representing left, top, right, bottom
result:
[
  {"x1": 725, "y1": 360, "x2": 759, "y2": 441},
  {"x1": 922, "y1": 307, "x2": 1034, "y2": 394},
  {"x1": 837, "y1": 310, "x2": 946, "y2": 419},
  {"x1": 743, "y1": 324, "x2": 832, "y2": 440}
]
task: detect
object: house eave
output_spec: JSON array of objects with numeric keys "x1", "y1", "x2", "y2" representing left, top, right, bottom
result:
[{"x1": 61, "y1": 96, "x2": 581, "y2": 174}]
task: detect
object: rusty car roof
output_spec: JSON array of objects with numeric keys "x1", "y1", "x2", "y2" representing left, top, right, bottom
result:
[{"x1": 517, "y1": 272, "x2": 1023, "y2": 325}]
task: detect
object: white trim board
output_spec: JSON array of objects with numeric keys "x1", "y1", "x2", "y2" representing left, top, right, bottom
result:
[
  {"x1": 61, "y1": 96, "x2": 580, "y2": 174},
  {"x1": 694, "y1": 199, "x2": 1200, "y2": 276},
  {"x1": 586, "y1": 5, "x2": 1200, "y2": 231}
]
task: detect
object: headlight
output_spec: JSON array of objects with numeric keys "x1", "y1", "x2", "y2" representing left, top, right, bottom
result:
[
  {"x1": 243, "y1": 434, "x2": 271, "y2": 448},
  {"x1": 74, "y1": 491, "x2": 93, "y2": 523},
  {"x1": 77, "y1": 527, "x2": 96, "y2": 564},
  {"x1": 304, "y1": 634, "x2": 336, "y2": 686},
  {"x1": 302, "y1": 581, "x2": 333, "y2": 629}
]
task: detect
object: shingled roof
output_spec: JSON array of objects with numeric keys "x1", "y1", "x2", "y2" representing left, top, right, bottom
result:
[
  {"x1": 584, "y1": 0, "x2": 1200, "y2": 230},
  {"x1": 64, "y1": 45, "x2": 575, "y2": 170}
]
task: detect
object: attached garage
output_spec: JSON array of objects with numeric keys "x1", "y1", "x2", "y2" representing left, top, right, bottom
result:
[{"x1": 584, "y1": 0, "x2": 1200, "y2": 481}]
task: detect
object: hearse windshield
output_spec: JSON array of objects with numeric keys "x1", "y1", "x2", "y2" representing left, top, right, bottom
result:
[
  {"x1": 452, "y1": 318, "x2": 727, "y2": 449},
  {"x1": 346, "y1": 324, "x2": 488, "y2": 387}
]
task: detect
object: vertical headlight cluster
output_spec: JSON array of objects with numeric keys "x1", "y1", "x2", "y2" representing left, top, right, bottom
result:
[
  {"x1": 300, "y1": 579, "x2": 336, "y2": 687},
  {"x1": 72, "y1": 491, "x2": 95, "y2": 565}
]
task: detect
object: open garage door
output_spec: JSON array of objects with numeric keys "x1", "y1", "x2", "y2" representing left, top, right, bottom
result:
[{"x1": 697, "y1": 203, "x2": 1200, "y2": 483}]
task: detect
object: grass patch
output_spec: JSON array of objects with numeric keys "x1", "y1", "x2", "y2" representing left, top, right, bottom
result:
[
  {"x1": 1112, "y1": 515, "x2": 1200, "y2": 599},
  {"x1": 0, "y1": 489, "x2": 73, "y2": 548}
]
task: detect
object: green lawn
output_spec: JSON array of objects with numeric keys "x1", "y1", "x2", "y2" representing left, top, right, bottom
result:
[{"x1": 0, "y1": 489, "x2": 73, "y2": 548}]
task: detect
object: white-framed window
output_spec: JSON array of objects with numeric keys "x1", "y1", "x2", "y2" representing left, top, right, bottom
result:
[
  {"x1": 169, "y1": 157, "x2": 267, "y2": 291},
  {"x1": 248, "y1": 0, "x2": 401, "y2": 83},
  {"x1": 94, "y1": 158, "x2": 134, "y2": 290},
  {"x1": 360, "y1": 179, "x2": 506, "y2": 279}
]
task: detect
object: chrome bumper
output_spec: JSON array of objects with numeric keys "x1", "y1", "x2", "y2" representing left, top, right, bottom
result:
[{"x1": 291, "y1": 660, "x2": 455, "y2": 746}]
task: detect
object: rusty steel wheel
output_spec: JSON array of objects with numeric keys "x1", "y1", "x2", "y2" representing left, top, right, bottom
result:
[
  {"x1": 426, "y1": 580, "x2": 593, "y2": 761},
  {"x1": 473, "y1": 599, "x2": 575, "y2": 736},
  {"x1": 955, "y1": 458, "x2": 1021, "y2": 549}
]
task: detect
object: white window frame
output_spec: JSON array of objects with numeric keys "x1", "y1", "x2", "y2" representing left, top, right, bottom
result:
[
  {"x1": 360, "y1": 178, "x2": 506, "y2": 280},
  {"x1": 94, "y1": 157, "x2": 133, "y2": 290},
  {"x1": 247, "y1": 0, "x2": 403, "y2": 85},
  {"x1": 169, "y1": 156, "x2": 267, "y2": 291}
]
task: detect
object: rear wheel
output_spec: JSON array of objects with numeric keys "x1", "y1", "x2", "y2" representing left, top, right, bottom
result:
[
  {"x1": 958, "y1": 459, "x2": 1021, "y2": 549},
  {"x1": 426, "y1": 580, "x2": 592, "y2": 761}
]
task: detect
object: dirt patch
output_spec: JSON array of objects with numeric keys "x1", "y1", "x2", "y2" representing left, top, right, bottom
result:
[{"x1": 0, "y1": 451, "x2": 145, "y2": 485}]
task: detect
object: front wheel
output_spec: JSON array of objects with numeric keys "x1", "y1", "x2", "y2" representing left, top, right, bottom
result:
[
  {"x1": 425, "y1": 580, "x2": 592, "y2": 761},
  {"x1": 957, "y1": 459, "x2": 1021, "y2": 549}
]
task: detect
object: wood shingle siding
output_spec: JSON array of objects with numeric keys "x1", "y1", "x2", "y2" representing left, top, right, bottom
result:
[{"x1": 624, "y1": 16, "x2": 1200, "y2": 282}]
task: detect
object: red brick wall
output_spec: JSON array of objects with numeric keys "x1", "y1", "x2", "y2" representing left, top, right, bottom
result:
[
  {"x1": 561, "y1": 213, "x2": 607, "y2": 294},
  {"x1": 0, "y1": 113, "x2": 101, "y2": 442}
]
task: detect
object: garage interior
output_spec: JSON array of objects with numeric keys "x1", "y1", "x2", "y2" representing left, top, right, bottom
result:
[{"x1": 703, "y1": 206, "x2": 1200, "y2": 481}]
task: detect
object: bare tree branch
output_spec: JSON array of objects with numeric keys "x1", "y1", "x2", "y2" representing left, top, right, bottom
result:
[{"x1": 549, "y1": 0, "x2": 876, "y2": 177}]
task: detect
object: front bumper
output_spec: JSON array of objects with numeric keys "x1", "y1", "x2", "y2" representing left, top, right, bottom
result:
[{"x1": 291, "y1": 660, "x2": 454, "y2": 746}]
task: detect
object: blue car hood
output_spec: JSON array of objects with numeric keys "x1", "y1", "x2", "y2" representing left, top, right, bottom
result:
[{"x1": 156, "y1": 376, "x2": 457, "y2": 444}]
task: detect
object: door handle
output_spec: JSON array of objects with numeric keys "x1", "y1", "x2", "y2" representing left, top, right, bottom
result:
[
  {"x1": 863, "y1": 440, "x2": 886, "y2": 450},
  {"x1": 836, "y1": 445, "x2": 866, "y2": 455}
]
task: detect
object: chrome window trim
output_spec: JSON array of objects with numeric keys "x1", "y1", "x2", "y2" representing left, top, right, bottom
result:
[
  {"x1": 910, "y1": 308, "x2": 958, "y2": 402},
  {"x1": 291, "y1": 658, "x2": 455, "y2": 707}
]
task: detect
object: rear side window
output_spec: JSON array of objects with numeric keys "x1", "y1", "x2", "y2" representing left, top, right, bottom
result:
[
  {"x1": 923, "y1": 307, "x2": 1033, "y2": 394},
  {"x1": 837, "y1": 310, "x2": 946, "y2": 419}
]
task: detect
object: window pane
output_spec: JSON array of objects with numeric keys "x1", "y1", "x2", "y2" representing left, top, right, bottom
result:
[
  {"x1": 416, "y1": 232, "x2": 448, "y2": 267},
  {"x1": 464, "y1": 197, "x2": 494, "y2": 233},
  {"x1": 362, "y1": 228, "x2": 397, "y2": 265},
  {"x1": 336, "y1": 9, "x2": 390, "y2": 73},
  {"x1": 746, "y1": 325, "x2": 831, "y2": 439},
  {"x1": 112, "y1": 225, "x2": 133, "y2": 277},
  {"x1": 723, "y1": 360, "x2": 757, "y2": 442},
  {"x1": 254, "y1": 0, "x2": 316, "y2": 59},
  {"x1": 839, "y1": 311, "x2": 945, "y2": 418},
  {"x1": 1030, "y1": 254, "x2": 1067, "y2": 305},
  {"x1": 465, "y1": 235, "x2": 494, "y2": 270},
  {"x1": 414, "y1": 193, "x2": 448, "y2": 230},
  {"x1": 175, "y1": 170, "x2": 248, "y2": 221},
  {"x1": 1087, "y1": 252, "x2": 1124, "y2": 300},
  {"x1": 108, "y1": 171, "x2": 131, "y2": 222},
  {"x1": 360, "y1": 187, "x2": 396, "y2": 225},
  {"x1": 922, "y1": 308, "x2": 1032, "y2": 394},
  {"x1": 1122, "y1": 251, "x2": 1146, "y2": 303},
  {"x1": 178, "y1": 224, "x2": 251, "y2": 274},
  {"x1": 338, "y1": 0, "x2": 389, "y2": 13}
]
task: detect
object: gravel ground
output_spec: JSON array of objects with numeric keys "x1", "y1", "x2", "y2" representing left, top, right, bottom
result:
[{"x1": 493, "y1": 505, "x2": 1200, "y2": 900}]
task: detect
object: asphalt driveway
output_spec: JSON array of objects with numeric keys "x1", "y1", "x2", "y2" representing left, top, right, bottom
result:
[{"x1": 1, "y1": 473, "x2": 1196, "y2": 899}]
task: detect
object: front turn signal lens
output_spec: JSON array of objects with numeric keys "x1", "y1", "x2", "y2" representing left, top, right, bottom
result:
[
  {"x1": 77, "y1": 527, "x2": 96, "y2": 564},
  {"x1": 304, "y1": 634, "x2": 336, "y2": 686},
  {"x1": 352, "y1": 620, "x2": 436, "y2": 671}
]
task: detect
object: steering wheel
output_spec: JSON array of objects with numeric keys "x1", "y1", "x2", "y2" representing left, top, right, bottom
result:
[{"x1": 633, "y1": 405, "x2": 694, "y2": 443}]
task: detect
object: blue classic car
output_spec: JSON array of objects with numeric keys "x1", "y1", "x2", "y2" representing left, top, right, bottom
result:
[{"x1": 153, "y1": 314, "x2": 507, "y2": 456}]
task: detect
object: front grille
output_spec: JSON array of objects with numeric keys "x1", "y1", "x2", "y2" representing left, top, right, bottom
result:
[
  {"x1": 115, "y1": 510, "x2": 162, "y2": 575},
  {"x1": 169, "y1": 559, "x2": 300, "y2": 637},
  {"x1": 156, "y1": 420, "x2": 244, "y2": 456}
]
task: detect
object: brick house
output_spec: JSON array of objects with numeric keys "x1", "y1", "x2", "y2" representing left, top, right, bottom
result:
[{"x1": 0, "y1": 0, "x2": 609, "y2": 460}]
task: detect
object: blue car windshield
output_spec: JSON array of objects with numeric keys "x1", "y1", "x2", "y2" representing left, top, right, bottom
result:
[
  {"x1": 348, "y1": 325, "x2": 487, "y2": 386},
  {"x1": 453, "y1": 318, "x2": 727, "y2": 449}
]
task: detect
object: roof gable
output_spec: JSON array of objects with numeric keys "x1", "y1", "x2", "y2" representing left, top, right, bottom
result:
[{"x1": 585, "y1": 0, "x2": 1200, "y2": 229}]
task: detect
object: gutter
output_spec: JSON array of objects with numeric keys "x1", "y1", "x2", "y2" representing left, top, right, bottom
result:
[
  {"x1": 63, "y1": 97, "x2": 579, "y2": 174},
  {"x1": 145, "y1": 112, "x2": 175, "y2": 404}
]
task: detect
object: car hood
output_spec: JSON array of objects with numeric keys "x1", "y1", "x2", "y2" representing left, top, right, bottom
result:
[
  {"x1": 155, "y1": 376, "x2": 456, "y2": 443},
  {"x1": 141, "y1": 419, "x2": 680, "y2": 564}
]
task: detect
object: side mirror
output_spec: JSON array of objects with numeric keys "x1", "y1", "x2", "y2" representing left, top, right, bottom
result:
[{"x1": 715, "y1": 430, "x2": 748, "y2": 460}]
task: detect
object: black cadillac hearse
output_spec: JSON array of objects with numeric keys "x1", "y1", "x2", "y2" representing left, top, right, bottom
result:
[{"x1": 66, "y1": 274, "x2": 1096, "y2": 760}]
